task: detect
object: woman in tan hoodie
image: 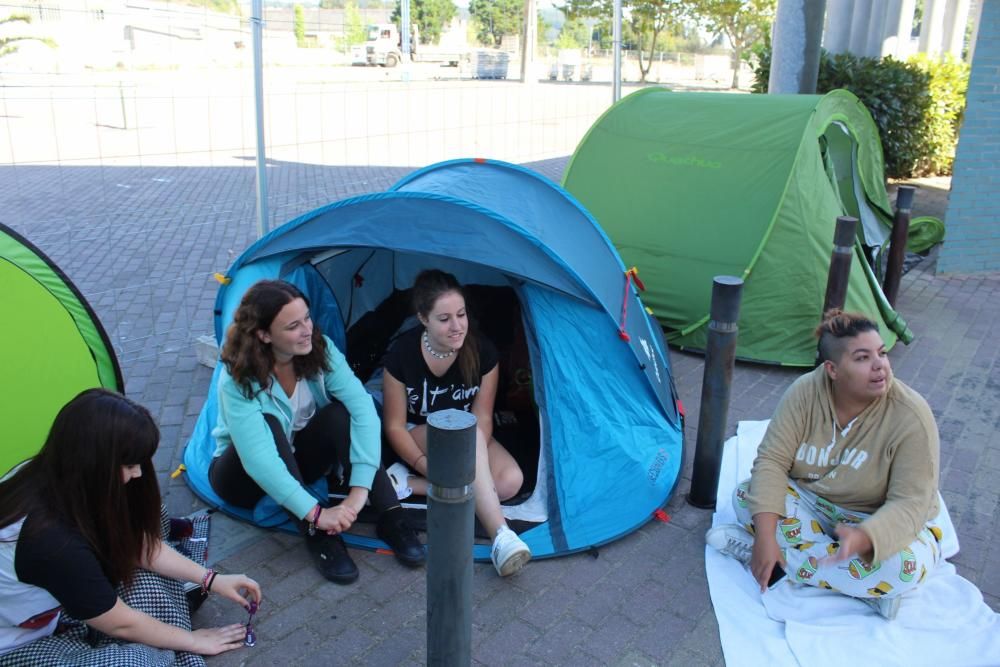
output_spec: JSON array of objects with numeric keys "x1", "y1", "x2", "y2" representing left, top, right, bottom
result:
[{"x1": 707, "y1": 310, "x2": 943, "y2": 620}]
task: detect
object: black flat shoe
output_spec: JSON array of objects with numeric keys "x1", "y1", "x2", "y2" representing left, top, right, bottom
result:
[
  {"x1": 376, "y1": 508, "x2": 426, "y2": 568},
  {"x1": 306, "y1": 532, "x2": 359, "y2": 584}
]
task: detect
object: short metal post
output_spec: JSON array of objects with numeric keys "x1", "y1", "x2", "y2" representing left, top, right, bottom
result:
[
  {"x1": 119, "y1": 82, "x2": 127, "y2": 130},
  {"x1": 426, "y1": 409, "x2": 476, "y2": 667},
  {"x1": 822, "y1": 216, "x2": 858, "y2": 314},
  {"x1": 687, "y1": 276, "x2": 744, "y2": 509},
  {"x1": 882, "y1": 186, "x2": 915, "y2": 307}
]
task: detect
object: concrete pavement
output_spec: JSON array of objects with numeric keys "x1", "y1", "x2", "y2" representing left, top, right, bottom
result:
[{"x1": 2, "y1": 155, "x2": 997, "y2": 665}]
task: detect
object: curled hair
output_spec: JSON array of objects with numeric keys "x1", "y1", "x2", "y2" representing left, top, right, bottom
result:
[
  {"x1": 221, "y1": 280, "x2": 330, "y2": 398},
  {"x1": 0, "y1": 389, "x2": 161, "y2": 586},
  {"x1": 413, "y1": 269, "x2": 480, "y2": 387},
  {"x1": 815, "y1": 309, "x2": 879, "y2": 363}
]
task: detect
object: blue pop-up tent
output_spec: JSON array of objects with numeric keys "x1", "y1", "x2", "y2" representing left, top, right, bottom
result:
[{"x1": 183, "y1": 159, "x2": 683, "y2": 560}]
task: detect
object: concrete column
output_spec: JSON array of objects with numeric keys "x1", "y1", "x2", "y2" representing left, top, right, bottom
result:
[
  {"x1": 967, "y1": 0, "x2": 984, "y2": 62},
  {"x1": 848, "y1": 0, "x2": 874, "y2": 56},
  {"x1": 824, "y1": 0, "x2": 855, "y2": 54},
  {"x1": 918, "y1": 0, "x2": 947, "y2": 57},
  {"x1": 865, "y1": 0, "x2": 889, "y2": 58},
  {"x1": 942, "y1": 0, "x2": 971, "y2": 58},
  {"x1": 769, "y1": 0, "x2": 827, "y2": 93},
  {"x1": 520, "y1": 0, "x2": 537, "y2": 82},
  {"x1": 882, "y1": 0, "x2": 916, "y2": 59},
  {"x1": 401, "y1": 0, "x2": 411, "y2": 62}
]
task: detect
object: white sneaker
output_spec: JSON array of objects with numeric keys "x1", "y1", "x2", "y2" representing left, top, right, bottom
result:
[
  {"x1": 863, "y1": 595, "x2": 902, "y2": 620},
  {"x1": 705, "y1": 524, "x2": 754, "y2": 566},
  {"x1": 491, "y1": 525, "x2": 531, "y2": 577},
  {"x1": 386, "y1": 462, "x2": 413, "y2": 500}
]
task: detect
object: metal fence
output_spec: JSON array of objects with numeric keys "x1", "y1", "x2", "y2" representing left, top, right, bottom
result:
[{"x1": 0, "y1": 0, "x2": 737, "y2": 369}]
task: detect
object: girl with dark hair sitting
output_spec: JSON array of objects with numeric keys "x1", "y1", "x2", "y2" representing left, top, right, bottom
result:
[
  {"x1": 381, "y1": 269, "x2": 531, "y2": 577},
  {"x1": 209, "y1": 279, "x2": 423, "y2": 584},
  {"x1": 0, "y1": 389, "x2": 261, "y2": 664},
  {"x1": 707, "y1": 310, "x2": 944, "y2": 620}
]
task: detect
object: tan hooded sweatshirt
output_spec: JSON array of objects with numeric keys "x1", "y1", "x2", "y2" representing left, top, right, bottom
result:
[{"x1": 746, "y1": 365, "x2": 940, "y2": 562}]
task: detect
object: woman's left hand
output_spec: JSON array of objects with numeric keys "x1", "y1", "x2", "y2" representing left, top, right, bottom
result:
[
  {"x1": 829, "y1": 524, "x2": 874, "y2": 563},
  {"x1": 211, "y1": 573, "x2": 262, "y2": 610}
]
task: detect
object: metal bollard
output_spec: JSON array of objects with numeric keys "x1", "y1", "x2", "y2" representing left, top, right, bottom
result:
[
  {"x1": 119, "y1": 82, "x2": 128, "y2": 130},
  {"x1": 426, "y1": 409, "x2": 477, "y2": 667},
  {"x1": 882, "y1": 186, "x2": 915, "y2": 307},
  {"x1": 822, "y1": 216, "x2": 859, "y2": 314},
  {"x1": 687, "y1": 276, "x2": 744, "y2": 509}
]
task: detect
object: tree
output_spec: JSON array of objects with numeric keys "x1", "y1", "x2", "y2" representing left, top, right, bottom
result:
[
  {"x1": 293, "y1": 4, "x2": 307, "y2": 47},
  {"x1": 686, "y1": 0, "x2": 775, "y2": 88},
  {"x1": 343, "y1": 0, "x2": 367, "y2": 47},
  {"x1": 562, "y1": 0, "x2": 685, "y2": 82},
  {"x1": 391, "y1": 0, "x2": 458, "y2": 45},
  {"x1": 469, "y1": 0, "x2": 522, "y2": 47},
  {"x1": 1, "y1": 14, "x2": 55, "y2": 58},
  {"x1": 555, "y1": 15, "x2": 590, "y2": 49}
]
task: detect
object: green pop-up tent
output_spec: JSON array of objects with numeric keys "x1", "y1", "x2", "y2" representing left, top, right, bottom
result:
[
  {"x1": 564, "y1": 88, "x2": 922, "y2": 366},
  {"x1": 0, "y1": 223, "x2": 123, "y2": 474}
]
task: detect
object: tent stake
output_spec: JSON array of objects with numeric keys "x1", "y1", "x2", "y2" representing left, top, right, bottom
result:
[
  {"x1": 426, "y1": 409, "x2": 477, "y2": 667},
  {"x1": 883, "y1": 186, "x2": 915, "y2": 307},
  {"x1": 688, "y1": 276, "x2": 743, "y2": 509}
]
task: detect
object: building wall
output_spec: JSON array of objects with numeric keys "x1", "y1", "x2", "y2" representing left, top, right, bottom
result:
[{"x1": 939, "y1": 0, "x2": 1000, "y2": 274}]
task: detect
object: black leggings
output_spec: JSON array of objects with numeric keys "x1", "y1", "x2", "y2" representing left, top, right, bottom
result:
[{"x1": 209, "y1": 399, "x2": 398, "y2": 517}]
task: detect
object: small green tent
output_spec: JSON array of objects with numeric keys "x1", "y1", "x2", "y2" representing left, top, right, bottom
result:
[
  {"x1": 0, "y1": 223, "x2": 123, "y2": 474},
  {"x1": 563, "y1": 88, "x2": 915, "y2": 366}
]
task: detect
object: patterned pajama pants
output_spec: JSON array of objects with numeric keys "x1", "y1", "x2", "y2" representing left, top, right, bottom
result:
[{"x1": 733, "y1": 479, "x2": 944, "y2": 599}]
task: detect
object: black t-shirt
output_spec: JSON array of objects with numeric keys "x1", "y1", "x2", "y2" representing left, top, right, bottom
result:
[
  {"x1": 383, "y1": 327, "x2": 498, "y2": 426},
  {"x1": 14, "y1": 512, "x2": 118, "y2": 621}
]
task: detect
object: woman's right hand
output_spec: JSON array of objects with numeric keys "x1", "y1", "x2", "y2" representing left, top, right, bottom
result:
[
  {"x1": 189, "y1": 624, "x2": 247, "y2": 655},
  {"x1": 317, "y1": 504, "x2": 357, "y2": 534},
  {"x1": 750, "y1": 531, "x2": 785, "y2": 593},
  {"x1": 749, "y1": 512, "x2": 784, "y2": 593}
]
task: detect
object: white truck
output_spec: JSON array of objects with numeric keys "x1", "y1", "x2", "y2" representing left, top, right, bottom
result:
[{"x1": 362, "y1": 23, "x2": 468, "y2": 68}]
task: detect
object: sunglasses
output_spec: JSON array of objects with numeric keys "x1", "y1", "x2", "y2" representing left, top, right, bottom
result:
[{"x1": 244, "y1": 600, "x2": 258, "y2": 647}]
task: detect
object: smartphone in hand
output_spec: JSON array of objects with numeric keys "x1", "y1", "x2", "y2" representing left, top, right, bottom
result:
[{"x1": 767, "y1": 563, "x2": 786, "y2": 589}]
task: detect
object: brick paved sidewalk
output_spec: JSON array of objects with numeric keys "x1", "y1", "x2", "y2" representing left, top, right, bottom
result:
[
  {"x1": 2, "y1": 159, "x2": 996, "y2": 665},
  {"x1": 194, "y1": 171, "x2": 998, "y2": 665}
]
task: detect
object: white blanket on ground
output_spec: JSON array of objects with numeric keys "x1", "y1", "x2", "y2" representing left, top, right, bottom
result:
[{"x1": 706, "y1": 420, "x2": 1000, "y2": 667}]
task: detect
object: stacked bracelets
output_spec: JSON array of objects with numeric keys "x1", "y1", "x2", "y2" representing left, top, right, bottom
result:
[
  {"x1": 201, "y1": 568, "x2": 218, "y2": 594},
  {"x1": 307, "y1": 504, "x2": 322, "y2": 536}
]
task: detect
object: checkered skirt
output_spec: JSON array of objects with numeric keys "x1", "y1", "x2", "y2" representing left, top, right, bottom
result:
[{"x1": 0, "y1": 512, "x2": 211, "y2": 667}]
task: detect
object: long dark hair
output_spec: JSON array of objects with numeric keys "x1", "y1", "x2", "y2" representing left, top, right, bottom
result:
[
  {"x1": 412, "y1": 270, "x2": 480, "y2": 387},
  {"x1": 815, "y1": 309, "x2": 880, "y2": 363},
  {"x1": 222, "y1": 280, "x2": 330, "y2": 398},
  {"x1": 0, "y1": 389, "x2": 162, "y2": 585}
]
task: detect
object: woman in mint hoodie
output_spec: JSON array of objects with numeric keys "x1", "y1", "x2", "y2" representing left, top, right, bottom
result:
[{"x1": 210, "y1": 280, "x2": 423, "y2": 583}]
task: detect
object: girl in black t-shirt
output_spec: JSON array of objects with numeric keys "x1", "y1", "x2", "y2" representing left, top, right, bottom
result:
[
  {"x1": 382, "y1": 270, "x2": 532, "y2": 577},
  {"x1": 0, "y1": 389, "x2": 261, "y2": 660}
]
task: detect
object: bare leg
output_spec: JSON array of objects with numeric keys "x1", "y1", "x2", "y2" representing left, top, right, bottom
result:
[
  {"x1": 404, "y1": 425, "x2": 513, "y2": 536},
  {"x1": 486, "y1": 436, "x2": 524, "y2": 502}
]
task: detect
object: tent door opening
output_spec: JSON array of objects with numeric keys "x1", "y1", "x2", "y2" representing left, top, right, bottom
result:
[{"x1": 333, "y1": 280, "x2": 545, "y2": 537}]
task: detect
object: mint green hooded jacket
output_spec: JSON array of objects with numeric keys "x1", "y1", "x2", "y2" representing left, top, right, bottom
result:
[{"x1": 212, "y1": 336, "x2": 379, "y2": 520}]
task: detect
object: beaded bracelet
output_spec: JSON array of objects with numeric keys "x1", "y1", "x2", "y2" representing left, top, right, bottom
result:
[{"x1": 200, "y1": 568, "x2": 216, "y2": 594}]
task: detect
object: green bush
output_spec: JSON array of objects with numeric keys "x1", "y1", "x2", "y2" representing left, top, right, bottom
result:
[
  {"x1": 752, "y1": 48, "x2": 969, "y2": 178},
  {"x1": 909, "y1": 53, "x2": 969, "y2": 176}
]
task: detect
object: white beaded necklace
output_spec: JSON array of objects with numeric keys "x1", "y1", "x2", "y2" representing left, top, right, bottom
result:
[{"x1": 423, "y1": 330, "x2": 454, "y2": 360}]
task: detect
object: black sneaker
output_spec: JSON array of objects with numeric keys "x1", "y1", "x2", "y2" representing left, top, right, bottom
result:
[
  {"x1": 376, "y1": 508, "x2": 426, "y2": 568},
  {"x1": 306, "y1": 533, "x2": 359, "y2": 584}
]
